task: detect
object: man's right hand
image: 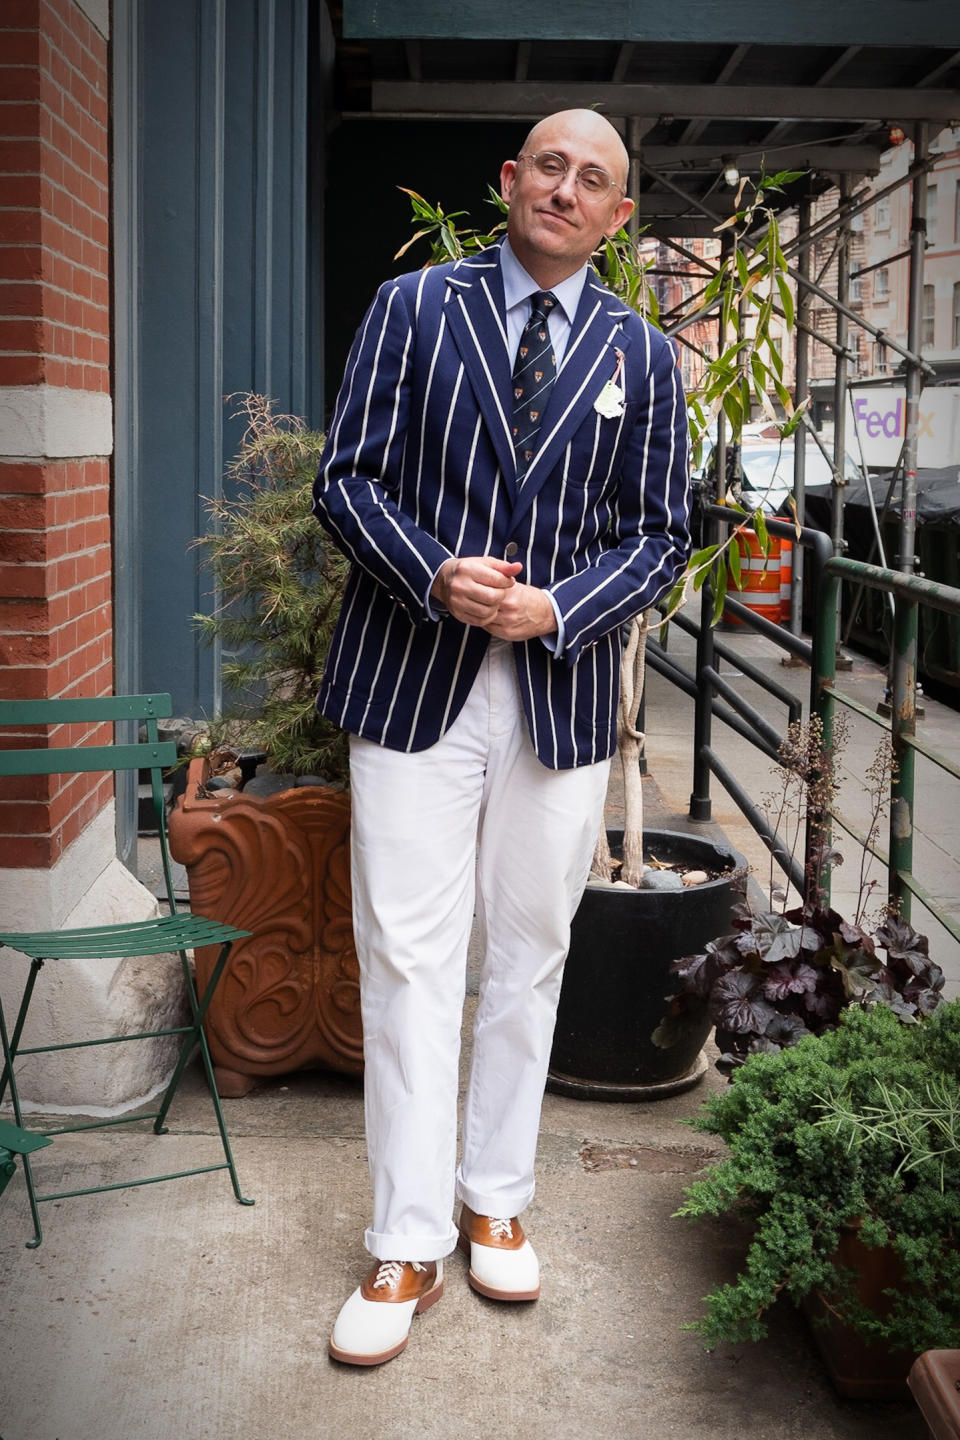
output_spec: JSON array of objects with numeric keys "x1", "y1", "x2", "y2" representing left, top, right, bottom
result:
[{"x1": 431, "y1": 556, "x2": 523, "y2": 626}]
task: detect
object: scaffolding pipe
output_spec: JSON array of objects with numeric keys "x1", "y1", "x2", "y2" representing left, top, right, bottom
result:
[
  {"x1": 831, "y1": 176, "x2": 851, "y2": 613},
  {"x1": 790, "y1": 195, "x2": 812, "y2": 634},
  {"x1": 779, "y1": 155, "x2": 937, "y2": 264},
  {"x1": 888, "y1": 122, "x2": 928, "y2": 915}
]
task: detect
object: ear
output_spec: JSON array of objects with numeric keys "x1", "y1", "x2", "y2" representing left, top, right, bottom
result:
[
  {"x1": 500, "y1": 159, "x2": 517, "y2": 205},
  {"x1": 604, "y1": 194, "x2": 635, "y2": 238}
]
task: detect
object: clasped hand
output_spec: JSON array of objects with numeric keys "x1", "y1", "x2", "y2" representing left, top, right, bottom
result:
[{"x1": 431, "y1": 556, "x2": 557, "y2": 642}]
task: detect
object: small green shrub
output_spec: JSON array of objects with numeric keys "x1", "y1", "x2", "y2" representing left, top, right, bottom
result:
[{"x1": 676, "y1": 1000, "x2": 960, "y2": 1351}]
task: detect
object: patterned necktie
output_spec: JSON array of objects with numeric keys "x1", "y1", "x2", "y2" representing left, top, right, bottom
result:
[{"x1": 511, "y1": 290, "x2": 558, "y2": 478}]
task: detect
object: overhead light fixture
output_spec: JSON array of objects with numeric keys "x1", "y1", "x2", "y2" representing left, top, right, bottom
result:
[
  {"x1": 722, "y1": 157, "x2": 740, "y2": 187},
  {"x1": 888, "y1": 125, "x2": 906, "y2": 146}
]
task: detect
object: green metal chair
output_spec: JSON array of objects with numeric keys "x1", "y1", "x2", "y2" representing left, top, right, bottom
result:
[{"x1": 0, "y1": 694, "x2": 254, "y2": 1246}]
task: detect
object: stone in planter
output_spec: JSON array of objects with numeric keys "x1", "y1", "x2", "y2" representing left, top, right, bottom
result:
[
  {"x1": 548, "y1": 827, "x2": 746, "y2": 1100},
  {"x1": 168, "y1": 756, "x2": 361, "y2": 1096}
]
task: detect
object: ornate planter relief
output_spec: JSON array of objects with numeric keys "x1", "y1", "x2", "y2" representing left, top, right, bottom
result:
[{"x1": 168, "y1": 757, "x2": 362, "y2": 1096}]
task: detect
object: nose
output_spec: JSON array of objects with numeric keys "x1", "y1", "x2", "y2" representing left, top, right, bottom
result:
[{"x1": 552, "y1": 167, "x2": 579, "y2": 204}]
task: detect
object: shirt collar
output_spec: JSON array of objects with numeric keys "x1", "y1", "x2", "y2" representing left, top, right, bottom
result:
[{"x1": 500, "y1": 237, "x2": 588, "y2": 327}]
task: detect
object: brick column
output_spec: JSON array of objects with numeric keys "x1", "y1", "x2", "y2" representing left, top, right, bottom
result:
[{"x1": 0, "y1": 0, "x2": 186, "y2": 1109}]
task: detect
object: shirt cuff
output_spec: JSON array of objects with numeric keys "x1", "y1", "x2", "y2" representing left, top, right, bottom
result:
[
  {"x1": 540, "y1": 592, "x2": 565, "y2": 654},
  {"x1": 425, "y1": 557, "x2": 454, "y2": 620}
]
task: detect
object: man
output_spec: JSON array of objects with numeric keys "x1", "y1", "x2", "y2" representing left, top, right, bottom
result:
[{"x1": 313, "y1": 109, "x2": 690, "y2": 1366}]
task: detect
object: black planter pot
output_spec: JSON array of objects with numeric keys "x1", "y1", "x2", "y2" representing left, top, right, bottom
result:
[{"x1": 548, "y1": 828, "x2": 746, "y2": 1101}]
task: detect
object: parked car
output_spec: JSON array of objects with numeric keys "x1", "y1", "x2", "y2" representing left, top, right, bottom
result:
[{"x1": 695, "y1": 431, "x2": 860, "y2": 514}]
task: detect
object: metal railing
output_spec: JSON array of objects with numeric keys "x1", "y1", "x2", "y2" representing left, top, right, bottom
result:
[
  {"x1": 646, "y1": 504, "x2": 831, "y2": 894},
  {"x1": 646, "y1": 507, "x2": 960, "y2": 941},
  {"x1": 813, "y1": 556, "x2": 960, "y2": 938}
]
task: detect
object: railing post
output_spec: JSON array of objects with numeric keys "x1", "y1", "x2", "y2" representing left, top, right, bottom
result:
[
  {"x1": 810, "y1": 564, "x2": 840, "y2": 906},
  {"x1": 887, "y1": 123, "x2": 928, "y2": 920},
  {"x1": 689, "y1": 560, "x2": 715, "y2": 821},
  {"x1": 889, "y1": 596, "x2": 917, "y2": 921},
  {"x1": 789, "y1": 194, "x2": 812, "y2": 635}
]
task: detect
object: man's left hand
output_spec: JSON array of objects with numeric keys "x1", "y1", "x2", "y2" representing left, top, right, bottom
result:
[{"x1": 483, "y1": 582, "x2": 558, "y2": 641}]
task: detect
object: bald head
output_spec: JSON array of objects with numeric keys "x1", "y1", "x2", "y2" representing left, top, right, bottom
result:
[{"x1": 520, "y1": 110, "x2": 630, "y2": 191}]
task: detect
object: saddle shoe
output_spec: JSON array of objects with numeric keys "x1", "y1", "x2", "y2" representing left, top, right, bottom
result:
[
  {"x1": 457, "y1": 1204, "x2": 540, "y2": 1302},
  {"x1": 329, "y1": 1259, "x2": 443, "y2": 1366}
]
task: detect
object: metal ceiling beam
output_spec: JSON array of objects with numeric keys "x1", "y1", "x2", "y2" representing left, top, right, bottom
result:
[
  {"x1": 636, "y1": 144, "x2": 882, "y2": 174},
  {"x1": 813, "y1": 44, "x2": 861, "y2": 87},
  {"x1": 404, "y1": 41, "x2": 421, "y2": 81},
  {"x1": 916, "y1": 50, "x2": 960, "y2": 88},
  {"x1": 370, "y1": 81, "x2": 960, "y2": 123},
  {"x1": 344, "y1": 1, "x2": 960, "y2": 47},
  {"x1": 514, "y1": 40, "x2": 531, "y2": 83},
  {"x1": 632, "y1": 194, "x2": 737, "y2": 217},
  {"x1": 611, "y1": 43, "x2": 634, "y2": 84},
  {"x1": 676, "y1": 43, "x2": 752, "y2": 146}
]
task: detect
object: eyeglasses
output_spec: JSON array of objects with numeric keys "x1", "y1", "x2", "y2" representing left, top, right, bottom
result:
[{"x1": 518, "y1": 151, "x2": 626, "y2": 204}]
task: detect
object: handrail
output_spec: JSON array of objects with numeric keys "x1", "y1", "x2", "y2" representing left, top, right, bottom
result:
[
  {"x1": 813, "y1": 556, "x2": 960, "y2": 934},
  {"x1": 648, "y1": 508, "x2": 960, "y2": 949}
]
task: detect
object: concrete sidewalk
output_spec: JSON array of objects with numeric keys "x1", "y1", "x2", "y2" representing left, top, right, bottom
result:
[{"x1": 3, "y1": 629, "x2": 953, "y2": 1439}]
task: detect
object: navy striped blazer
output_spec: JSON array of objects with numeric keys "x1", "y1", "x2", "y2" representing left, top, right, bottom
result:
[{"x1": 312, "y1": 243, "x2": 690, "y2": 770}]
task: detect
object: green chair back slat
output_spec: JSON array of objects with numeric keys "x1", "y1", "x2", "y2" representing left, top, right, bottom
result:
[
  {"x1": 0, "y1": 694, "x2": 172, "y2": 725},
  {"x1": 0, "y1": 741, "x2": 176, "y2": 777}
]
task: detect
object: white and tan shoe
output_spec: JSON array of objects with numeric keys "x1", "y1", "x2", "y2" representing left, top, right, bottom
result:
[
  {"x1": 329, "y1": 1258, "x2": 443, "y2": 1366},
  {"x1": 457, "y1": 1204, "x2": 540, "y2": 1302}
]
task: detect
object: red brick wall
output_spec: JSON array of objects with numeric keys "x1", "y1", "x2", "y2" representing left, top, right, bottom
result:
[{"x1": 0, "y1": 0, "x2": 113, "y2": 869}]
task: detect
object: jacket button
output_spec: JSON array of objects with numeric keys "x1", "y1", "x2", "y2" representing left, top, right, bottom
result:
[{"x1": 504, "y1": 542, "x2": 519, "y2": 559}]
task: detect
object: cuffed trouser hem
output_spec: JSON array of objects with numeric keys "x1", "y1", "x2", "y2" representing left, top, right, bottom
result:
[
  {"x1": 365, "y1": 1224, "x2": 458, "y2": 1263},
  {"x1": 454, "y1": 1174, "x2": 535, "y2": 1222}
]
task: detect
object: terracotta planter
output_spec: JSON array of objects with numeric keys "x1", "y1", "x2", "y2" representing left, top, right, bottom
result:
[
  {"x1": 803, "y1": 1222, "x2": 917, "y2": 1400},
  {"x1": 168, "y1": 757, "x2": 361, "y2": 1096}
]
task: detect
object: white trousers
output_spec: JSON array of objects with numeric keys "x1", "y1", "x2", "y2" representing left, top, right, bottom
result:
[{"x1": 349, "y1": 639, "x2": 610, "y2": 1262}]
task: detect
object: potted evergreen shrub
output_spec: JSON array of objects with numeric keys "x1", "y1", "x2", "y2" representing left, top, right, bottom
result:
[
  {"x1": 168, "y1": 395, "x2": 361, "y2": 1096},
  {"x1": 676, "y1": 1000, "x2": 960, "y2": 1398}
]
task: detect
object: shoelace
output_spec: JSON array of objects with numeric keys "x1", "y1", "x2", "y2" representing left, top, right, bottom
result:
[
  {"x1": 488, "y1": 1218, "x2": 514, "y2": 1240},
  {"x1": 372, "y1": 1260, "x2": 425, "y2": 1290}
]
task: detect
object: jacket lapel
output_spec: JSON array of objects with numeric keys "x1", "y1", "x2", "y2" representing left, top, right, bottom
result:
[
  {"x1": 508, "y1": 275, "x2": 633, "y2": 529},
  {"x1": 443, "y1": 253, "x2": 519, "y2": 495}
]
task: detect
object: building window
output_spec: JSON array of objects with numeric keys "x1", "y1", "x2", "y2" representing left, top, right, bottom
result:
[
  {"x1": 876, "y1": 195, "x2": 891, "y2": 230},
  {"x1": 875, "y1": 267, "x2": 890, "y2": 300},
  {"x1": 955, "y1": 180, "x2": 960, "y2": 245},
  {"x1": 874, "y1": 341, "x2": 889, "y2": 374},
  {"x1": 850, "y1": 274, "x2": 862, "y2": 303},
  {"x1": 953, "y1": 282, "x2": 960, "y2": 350},
  {"x1": 921, "y1": 284, "x2": 935, "y2": 349},
  {"x1": 926, "y1": 184, "x2": 937, "y2": 246}
]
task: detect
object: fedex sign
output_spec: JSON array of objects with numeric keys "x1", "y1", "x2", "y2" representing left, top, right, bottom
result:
[{"x1": 848, "y1": 386, "x2": 960, "y2": 469}]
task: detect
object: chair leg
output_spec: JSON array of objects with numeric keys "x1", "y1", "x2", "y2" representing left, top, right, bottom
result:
[
  {"x1": 0, "y1": 957, "x2": 43, "y2": 1107},
  {"x1": 0, "y1": 988, "x2": 44, "y2": 1248},
  {"x1": 153, "y1": 942, "x2": 254, "y2": 1207}
]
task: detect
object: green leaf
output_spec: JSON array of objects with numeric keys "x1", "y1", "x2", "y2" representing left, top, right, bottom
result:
[
  {"x1": 754, "y1": 508, "x2": 769, "y2": 555},
  {"x1": 776, "y1": 273, "x2": 795, "y2": 331},
  {"x1": 751, "y1": 352, "x2": 768, "y2": 397},
  {"x1": 728, "y1": 536, "x2": 743, "y2": 589},
  {"x1": 722, "y1": 389, "x2": 743, "y2": 436},
  {"x1": 703, "y1": 273, "x2": 724, "y2": 304},
  {"x1": 735, "y1": 248, "x2": 750, "y2": 287},
  {"x1": 711, "y1": 565, "x2": 729, "y2": 627},
  {"x1": 721, "y1": 282, "x2": 735, "y2": 336},
  {"x1": 773, "y1": 378, "x2": 794, "y2": 413}
]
